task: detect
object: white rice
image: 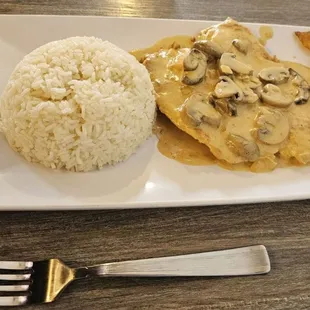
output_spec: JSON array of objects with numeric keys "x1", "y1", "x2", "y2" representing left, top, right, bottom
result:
[{"x1": 0, "y1": 36, "x2": 156, "y2": 172}]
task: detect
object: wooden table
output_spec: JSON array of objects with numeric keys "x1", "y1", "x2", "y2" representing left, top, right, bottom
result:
[{"x1": 1, "y1": 1, "x2": 310, "y2": 309}]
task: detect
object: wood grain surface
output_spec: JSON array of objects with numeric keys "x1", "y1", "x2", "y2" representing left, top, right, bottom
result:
[{"x1": 1, "y1": 1, "x2": 310, "y2": 309}]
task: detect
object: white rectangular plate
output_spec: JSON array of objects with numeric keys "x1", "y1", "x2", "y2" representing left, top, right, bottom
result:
[{"x1": 0, "y1": 15, "x2": 310, "y2": 211}]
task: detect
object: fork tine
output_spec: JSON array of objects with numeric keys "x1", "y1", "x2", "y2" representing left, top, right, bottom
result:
[
  {"x1": 0, "y1": 274, "x2": 31, "y2": 281},
  {"x1": 0, "y1": 296, "x2": 28, "y2": 306},
  {"x1": 0, "y1": 261, "x2": 33, "y2": 270},
  {"x1": 0, "y1": 285, "x2": 29, "y2": 292}
]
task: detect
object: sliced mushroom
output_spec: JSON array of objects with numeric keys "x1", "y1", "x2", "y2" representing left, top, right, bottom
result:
[
  {"x1": 185, "y1": 93, "x2": 222, "y2": 127},
  {"x1": 214, "y1": 76, "x2": 243, "y2": 101},
  {"x1": 226, "y1": 134, "x2": 260, "y2": 162},
  {"x1": 253, "y1": 108, "x2": 290, "y2": 145},
  {"x1": 289, "y1": 68, "x2": 310, "y2": 104},
  {"x1": 183, "y1": 51, "x2": 200, "y2": 71},
  {"x1": 193, "y1": 40, "x2": 224, "y2": 58},
  {"x1": 233, "y1": 78, "x2": 259, "y2": 104},
  {"x1": 258, "y1": 67, "x2": 290, "y2": 85},
  {"x1": 261, "y1": 84, "x2": 294, "y2": 108},
  {"x1": 242, "y1": 88, "x2": 259, "y2": 104},
  {"x1": 209, "y1": 95, "x2": 237, "y2": 116},
  {"x1": 295, "y1": 86, "x2": 309, "y2": 105},
  {"x1": 220, "y1": 65, "x2": 233, "y2": 75},
  {"x1": 182, "y1": 49, "x2": 207, "y2": 85},
  {"x1": 220, "y1": 53, "x2": 253, "y2": 75},
  {"x1": 248, "y1": 76, "x2": 262, "y2": 89},
  {"x1": 234, "y1": 75, "x2": 261, "y2": 89},
  {"x1": 253, "y1": 84, "x2": 264, "y2": 98},
  {"x1": 232, "y1": 39, "x2": 249, "y2": 54}
]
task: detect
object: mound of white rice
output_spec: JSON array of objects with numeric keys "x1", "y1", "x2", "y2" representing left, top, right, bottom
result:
[{"x1": 0, "y1": 36, "x2": 156, "y2": 172}]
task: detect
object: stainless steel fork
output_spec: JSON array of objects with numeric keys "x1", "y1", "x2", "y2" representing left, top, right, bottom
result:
[{"x1": 0, "y1": 245, "x2": 270, "y2": 307}]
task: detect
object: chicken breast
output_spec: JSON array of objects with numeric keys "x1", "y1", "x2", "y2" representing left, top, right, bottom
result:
[{"x1": 134, "y1": 18, "x2": 310, "y2": 170}]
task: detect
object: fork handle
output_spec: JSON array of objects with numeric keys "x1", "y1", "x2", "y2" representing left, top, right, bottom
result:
[{"x1": 85, "y1": 245, "x2": 270, "y2": 277}]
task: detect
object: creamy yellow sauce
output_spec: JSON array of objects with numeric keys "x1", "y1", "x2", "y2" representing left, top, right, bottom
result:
[
  {"x1": 154, "y1": 112, "x2": 262, "y2": 172},
  {"x1": 153, "y1": 109, "x2": 307, "y2": 173},
  {"x1": 131, "y1": 35, "x2": 194, "y2": 63},
  {"x1": 131, "y1": 19, "x2": 310, "y2": 172},
  {"x1": 154, "y1": 112, "x2": 216, "y2": 166},
  {"x1": 259, "y1": 26, "x2": 274, "y2": 46}
]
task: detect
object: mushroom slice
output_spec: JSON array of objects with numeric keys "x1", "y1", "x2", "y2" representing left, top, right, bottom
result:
[
  {"x1": 185, "y1": 93, "x2": 222, "y2": 128},
  {"x1": 182, "y1": 49, "x2": 207, "y2": 85},
  {"x1": 226, "y1": 134, "x2": 260, "y2": 162},
  {"x1": 193, "y1": 40, "x2": 224, "y2": 58},
  {"x1": 220, "y1": 65, "x2": 233, "y2": 75},
  {"x1": 233, "y1": 79, "x2": 259, "y2": 104},
  {"x1": 242, "y1": 88, "x2": 259, "y2": 104},
  {"x1": 261, "y1": 84, "x2": 294, "y2": 108},
  {"x1": 234, "y1": 75, "x2": 261, "y2": 89},
  {"x1": 183, "y1": 50, "x2": 200, "y2": 71},
  {"x1": 214, "y1": 76, "x2": 244, "y2": 101},
  {"x1": 232, "y1": 39, "x2": 249, "y2": 54},
  {"x1": 253, "y1": 84, "x2": 264, "y2": 98},
  {"x1": 209, "y1": 95, "x2": 237, "y2": 116},
  {"x1": 248, "y1": 76, "x2": 262, "y2": 89},
  {"x1": 220, "y1": 53, "x2": 253, "y2": 75},
  {"x1": 253, "y1": 108, "x2": 290, "y2": 145},
  {"x1": 258, "y1": 67, "x2": 290, "y2": 85},
  {"x1": 289, "y1": 68, "x2": 310, "y2": 104}
]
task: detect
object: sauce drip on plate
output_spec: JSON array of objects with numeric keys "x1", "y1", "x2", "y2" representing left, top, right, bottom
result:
[
  {"x1": 259, "y1": 26, "x2": 274, "y2": 46},
  {"x1": 154, "y1": 112, "x2": 216, "y2": 166}
]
